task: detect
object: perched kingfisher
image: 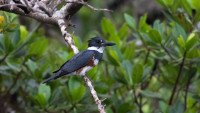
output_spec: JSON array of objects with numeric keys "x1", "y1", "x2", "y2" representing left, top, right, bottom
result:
[{"x1": 42, "y1": 37, "x2": 116, "y2": 83}]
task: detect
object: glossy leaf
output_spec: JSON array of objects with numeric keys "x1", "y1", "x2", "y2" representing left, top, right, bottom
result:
[
  {"x1": 118, "y1": 23, "x2": 129, "y2": 40},
  {"x1": 186, "y1": 33, "x2": 198, "y2": 51},
  {"x1": 117, "y1": 103, "x2": 133, "y2": 113},
  {"x1": 28, "y1": 37, "x2": 48, "y2": 56},
  {"x1": 26, "y1": 59, "x2": 38, "y2": 73},
  {"x1": 38, "y1": 84, "x2": 51, "y2": 101},
  {"x1": 35, "y1": 93, "x2": 47, "y2": 107},
  {"x1": 101, "y1": 18, "x2": 116, "y2": 37},
  {"x1": 164, "y1": 0, "x2": 174, "y2": 6},
  {"x1": 71, "y1": 85, "x2": 85, "y2": 102},
  {"x1": 173, "y1": 23, "x2": 187, "y2": 40},
  {"x1": 177, "y1": 36, "x2": 185, "y2": 49},
  {"x1": 121, "y1": 60, "x2": 133, "y2": 85},
  {"x1": 124, "y1": 42, "x2": 135, "y2": 60},
  {"x1": 132, "y1": 63, "x2": 143, "y2": 83},
  {"x1": 124, "y1": 13, "x2": 136, "y2": 31},
  {"x1": 107, "y1": 50, "x2": 120, "y2": 66},
  {"x1": 148, "y1": 29, "x2": 162, "y2": 43},
  {"x1": 192, "y1": 0, "x2": 200, "y2": 9},
  {"x1": 153, "y1": 20, "x2": 164, "y2": 37},
  {"x1": 186, "y1": 48, "x2": 200, "y2": 58},
  {"x1": 69, "y1": 76, "x2": 81, "y2": 93},
  {"x1": 139, "y1": 14, "x2": 151, "y2": 33}
]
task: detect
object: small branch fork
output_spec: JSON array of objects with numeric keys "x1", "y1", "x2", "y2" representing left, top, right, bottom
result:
[{"x1": 0, "y1": 0, "x2": 110, "y2": 113}]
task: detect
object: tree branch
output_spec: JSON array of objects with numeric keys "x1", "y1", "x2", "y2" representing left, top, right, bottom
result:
[
  {"x1": 169, "y1": 51, "x2": 187, "y2": 105},
  {"x1": 83, "y1": 75, "x2": 106, "y2": 113},
  {"x1": 57, "y1": 18, "x2": 79, "y2": 54},
  {"x1": 0, "y1": 1, "x2": 110, "y2": 112},
  {"x1": 132, "y1": 86, "x2": 143, "y2": 113}
]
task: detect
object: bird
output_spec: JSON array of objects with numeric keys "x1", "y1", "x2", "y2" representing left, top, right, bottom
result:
[{"x1": 42, "y1": 37, "x2": 116, "y2": 83}]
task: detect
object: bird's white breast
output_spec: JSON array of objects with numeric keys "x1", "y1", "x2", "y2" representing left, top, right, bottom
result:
[
  {"x1": 78, "y1": 59, "x2": 99, "y2": 76},
  {"x1": 79, "y1": 66, "x2": 93, "y2": 76},
  {"x1": 94, "y1": 59, "x2": 99, "y2": 65}
]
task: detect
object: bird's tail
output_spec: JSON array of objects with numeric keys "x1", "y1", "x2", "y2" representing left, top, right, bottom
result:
[{"x1": 42, "y1": 70, "x2": 62, "y2": 84}]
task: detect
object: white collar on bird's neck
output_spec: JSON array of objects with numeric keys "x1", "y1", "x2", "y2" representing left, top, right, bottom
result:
[{"x1": 87, "y1": 46, "x2": 105, "y2": 53}]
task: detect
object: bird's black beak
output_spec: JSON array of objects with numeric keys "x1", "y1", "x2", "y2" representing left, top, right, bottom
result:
[{"x1": 104, "y1": 42, "x2": 116, "y2": 46}]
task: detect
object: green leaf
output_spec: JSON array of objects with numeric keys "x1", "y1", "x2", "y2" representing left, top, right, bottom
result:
[
  {"x1": 68, "y1": 76, "x2": 81, "y2": 93},
  {"x1": 153, "y1": 20, "x2": 164, "y2": 37},
  {"x1": 156, "y1": 0, "x2": 167, "y2": 7},
  {"x1": 38, "y1": 84, "x2": 51, "y2": 101},
  {"x1": 20, "y1": 26, "x2": 28, "y2": 42},
  {"x1": 177, "y1": 36, "x2": 185, "y2": 49},
  {"x1": 28, "y1": 37, "x2": 48, "y2": 56},
  {"x1": 148, "y1": 29, "x2": 162, "y2": 43},
  {"x1": 124, "y1": 42, "x2": 135, "y2": 60},
  {"x1": 132, "y1": 63, "x2": 143, "y2": 83},
  {"x1": 124, "y1": 13, "x2": 136, "y2": 31},
  {"x1": 185, "y1": 33, "x2": 198, "y2": 51},
  {"x1": 186, "y1": 48, "x2": 200, "y2": 58},
  {"x1": 169, "y1": 100, "x2": 184, "y2": 113},
  {"x1": 107, "y1": 50, "x2": 120, "y2": 66},
  {"x1": 192, "y1": 0, "x2": 200, "y2": 9},
  {"x1": 35, "y1": 93, "x2": 47, "y2": 108},
  {"x1": 118, "y1": 23, "x2": 129, "y2": 40},
  {"x1": 108, "y1": 34, "x2": 120, "y2": 46},
  {"x1": 164, "y1": 0, "x2": 174, "y2": 6},
  {"x1": 173, "y1": 23, "x2": 187, "y2": 41},
  {"x1": 6, "y1": 61, "x2": 20, "y2": 72},
  {"x1": 194, "y1": 10, "x2": 200, "y2": 23},
  {"x1": 181, "y1": 0, "x2": 192, "y2": 16},
  {"x1": 26, "y1": 59, "x2": 38, "y2": 73},
  {"x1": 121, "y1": 60, "x2": 133, "y2": 85},
  {"x1": 71, "y1": 85, "x2": 85, "y2": 102},
  {"x1": 139, "y1": 14, "x2": 151, "y2": 33},
  {"x1": 87, "y1": 66, "x2": 97, "y2": 80},
  {"x1": 159, "y1": 101, "x2": 168, "y2": 113},
  {"x1": 140, "y1": 90, "x2": 161, "y2": 98},
  {"x1": 101, "y1": 18, "x2": 116, "y2": 37},
  {"x1": 4, "y1": 34, "x2": 14, "y2": 52},
  {"x1": 117, "y1": 103, "x2": 133, "y2": 113},
  {"x1": 9, "y1": 26, "x2": 20, "y2": 46}
]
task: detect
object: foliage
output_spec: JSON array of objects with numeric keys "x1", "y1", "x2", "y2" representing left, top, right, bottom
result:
[{"x1": 0, "y1": 0, "x2": 200, "y2": 113}]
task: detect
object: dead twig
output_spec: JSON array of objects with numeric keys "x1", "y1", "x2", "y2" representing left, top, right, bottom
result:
[{"x1": 64, "y1": 0, "x2": 112, "y2": 12}]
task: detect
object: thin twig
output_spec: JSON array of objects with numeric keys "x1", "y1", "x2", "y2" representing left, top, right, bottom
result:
[
  {"x1": 0, "y1": 53, "x2": 9, "y2": 64},
  {"x1": 184, "y1": 65, "x2": 192, "y2": 110},
  {"x1": 142, "y1": 59, "x2": 159, "y2": 90},
  {"x1": 133, "y1": 87, "x2": 143, "y2": 113},
  {"x1": 139, "y1": 95, "x2": 143, "y2": 113},
  {"x1": 169, "y1": 51, "x2": 187, "y2": 105},
  {"x1": 52, "y1": 0, "x2": 63, "y2": 12},
  {"x1": 161, "y1": 44, "x2": 176, "y2": 61},
  {"x1": 64, "y1": 0, "x2": 112, "y2": 12},
  {"x1": 144, "y1": 49, "x2": 150, "y2": 64}
]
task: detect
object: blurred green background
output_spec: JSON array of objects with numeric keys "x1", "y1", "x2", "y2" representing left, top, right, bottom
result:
[{"x1": 0, "y1": 0, "x2": 200, "y2": 113}]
